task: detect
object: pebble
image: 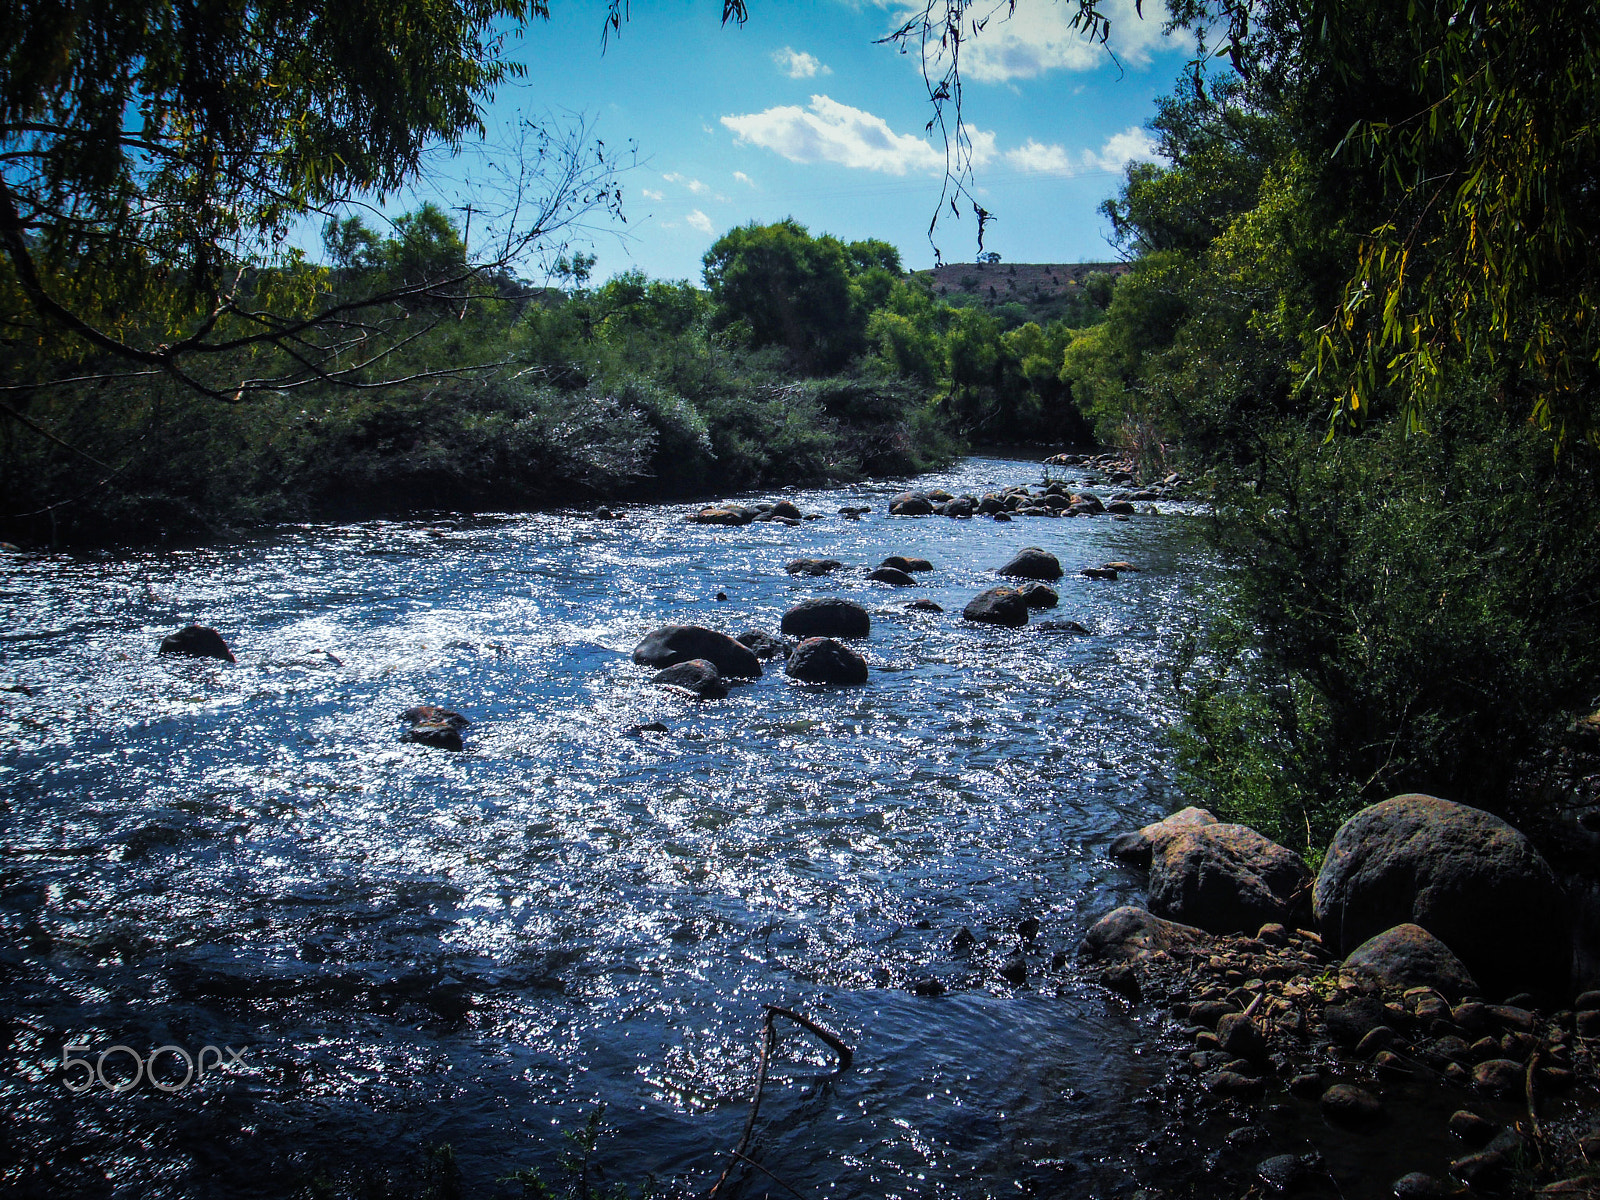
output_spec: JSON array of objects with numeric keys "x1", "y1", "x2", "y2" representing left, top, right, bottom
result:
[
  {"x1": 1471, "y1": 1058, "x2": 1524, "y2": 1098},
  {"x1": 1447, "y1": 1110, "x2": 1497, "y2": 1145},
  {"x1": 1319, "y1": 1084, "x2": 1385, "y2": 1126},
  {"x1": 1392, "y1": 1172, "x2": 1446, "y2": 1198}
]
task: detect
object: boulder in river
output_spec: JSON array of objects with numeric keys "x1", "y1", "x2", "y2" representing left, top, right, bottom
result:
[
  {"x1": 401, "y1": 705, "x2": 469, "y2": 750},
  {"x1": 781, "y1": 598, "x2": 870, "y2": 639},
  {"x1": 633, "y1": 625, "x2": 762, "y2": 679},
  {"x1": 1343, "y1": 923, "x2": 1479, "y2": 1001},
  {"x1": 1017, "y1": 583, "x2": 1058, "y2": 609},
  {"x1": 159, "y1": 625, "x2": 236, "y2": 663},
  {"x1": 1148, "y1": 823, "x2": 1312, "y2": 935},
  {"x1": 962, "y1": 587, "x2": 1029, "y2": 628},
  {"x1": 651, "y1": 659, "x2": 728, "y2": 700},
  {"x1": 690, "y1": 505, "x2": 753, "y2": 526},
  {"x1": 1035, "y1": 619, "x2": 1089, "y2": 634},
  {"x1": 785, "y1": 558, "x2": 843, "y2": 577},
  {"x1": 906, "y1": 598, "x2": 943, "y2": 613},
  {"x1": 1108, "y1": 805, "x2": 1219, "y2": 866},
  {"x1": 736, "y1": 630, "x2": 791, "y2": 660},
  {"x1": 786, "y1": 637, "x2": 869, "y2": 685},
  {"x1": 769, "y1": 500, "x2": 802, "y2": 520},
  {"x1": 889, "y1": 492, "x2": 934, "y2": 516},
  {"x1": 880, "y1": 555, "x2": 934, "y2": 572},
  {"x1": 867, "y1": 567, "x2": 918, "y2": 586},
  {"x1": 1081, "y1": 567, "x2": 1119, "y2": 580},
  {"x1": 996, "y1": 547, "x2": 1063, "y2": 580},
  {"x1": 1313, "y1": 794, "x2": 1570, "y2": 997},
  {"x1": 1078, "y1": 905, "x2": 1210, "y2": 964}
]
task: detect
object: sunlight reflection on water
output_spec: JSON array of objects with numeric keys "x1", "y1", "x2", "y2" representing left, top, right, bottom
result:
[{"x1": 0, "y1": 456, "x2": 1213, "y2": 1198}]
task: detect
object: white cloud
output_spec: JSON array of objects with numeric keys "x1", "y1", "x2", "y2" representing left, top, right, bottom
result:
[
  {"x1": 773, "y1": 46, "x2": 832, "y2": 78},
  {"x1": 663, "y1": 172, "x2": 710, "y2": 195},
  {"x1": 733, "y1": 171, "x2": 755, "y2": 187},
  {"x1": 685, "y1": 209, "x2": 715, "y2": 234},
  {"x1": 1003, "y1": 126, "x2": 1162, "y2": 175},
  {"x1": 640, "y1": 187, "x2": 665, "y2": 201},
  {"x1": 950, "y1": 0, "x2": 1170, "y2": 83},
  {"x1": 722, "y1": 94, "x2": 993, "y2": 175}
]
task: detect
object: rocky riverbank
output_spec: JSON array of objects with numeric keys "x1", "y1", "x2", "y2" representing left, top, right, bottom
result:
[{"x1": 1081, "y1": 795, "x2": 1600, "y2": 1198}]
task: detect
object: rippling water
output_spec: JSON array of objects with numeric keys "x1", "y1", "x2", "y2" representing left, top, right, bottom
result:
[{"x1": 0, "y1": 455, "x2": 1216, "y2": 1198}]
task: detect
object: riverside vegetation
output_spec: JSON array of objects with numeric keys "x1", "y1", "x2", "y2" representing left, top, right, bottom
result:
[{"x1": 6, "y1": 0, "x2": 1600, "y2": 1193}]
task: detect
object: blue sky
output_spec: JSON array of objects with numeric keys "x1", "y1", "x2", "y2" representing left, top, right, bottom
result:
[{"x1": 411, "y1": 0, "x2": 1192, "y2": 284}]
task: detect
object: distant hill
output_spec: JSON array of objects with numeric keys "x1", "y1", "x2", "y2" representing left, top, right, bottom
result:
[{"x1": 911, "y1": 260, "x2": 1131, "y2": 326}]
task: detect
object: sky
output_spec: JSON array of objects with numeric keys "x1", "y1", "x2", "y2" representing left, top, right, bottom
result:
[{"x1": 403, "y1": 0, "x2": 1194, "y2": 285}]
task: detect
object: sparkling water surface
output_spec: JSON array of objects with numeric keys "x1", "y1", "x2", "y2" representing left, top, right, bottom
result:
[{"x1": 0, "y1": 455, "x2": 1215, "y2": 1198}]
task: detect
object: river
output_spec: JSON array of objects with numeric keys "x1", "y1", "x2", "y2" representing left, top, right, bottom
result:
[{"x1": 0, "y1": 454, "x2": 1217, "y2": 1198}]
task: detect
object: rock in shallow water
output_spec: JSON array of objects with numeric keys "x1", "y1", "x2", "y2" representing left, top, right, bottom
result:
[
  {"x1": 400, "y1": 705, "x2": 469, "y2": 750},
  {"x1": 651, "y1": 659, "x2": 728, "y2": 700},
  {"x1": 880, "y1": 555, "x2": 933, "y2": 572},
  {"x1": 736, "y1": 629, "x2": 790, "y2": 660},
  {"x1": 633, "y1": 625, "x2": 762, "y2": 678},
  {"x1": 786, "y1": 637, "x2": 869, "y2": 685},
  {"x1": 159, "y1": 625, "x2": 236, "y2": 663},
  {"x1": 1319, "y1": 1083, "x2": 1385, "y2": 1126},
  {"x1": 962, "y1": 587, "x2": 1029, "y2": 627},
  {"x1": 781, "y1": 598, "x2": 871, "y2": 639},
  {"x1": 995, "y1": 546, "x2": 1063, "y2": 580},
  {"x1": 867, "y1": 566, "x2": 918, "y2": 586}
]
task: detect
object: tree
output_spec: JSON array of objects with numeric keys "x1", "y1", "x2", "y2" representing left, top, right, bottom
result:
[
  {"x1": 0, "y1": 0, "x2": 622, "y2": 403},
  {"x1": 702, "y1": 219, "x2": 899, "y2": 375}
]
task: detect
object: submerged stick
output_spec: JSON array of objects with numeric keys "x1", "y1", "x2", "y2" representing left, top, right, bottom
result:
[
  {"x1": 705, "y1": 1006, "x2": 855, "y2": 1198},
  {"x1": 706, "y1": 1012, "x2": 776, "y2": 1199},
  {"x1": 765, "y1": 1004, "x2": 855, "y2": 1071}
]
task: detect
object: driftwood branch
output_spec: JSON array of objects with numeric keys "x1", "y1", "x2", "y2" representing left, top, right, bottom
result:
[{"x1": 704, "y1": 1005, "x2": 855, "y2": 1198}]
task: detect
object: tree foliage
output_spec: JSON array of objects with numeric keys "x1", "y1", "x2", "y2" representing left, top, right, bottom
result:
[{"x1": 0, "y1": 0, "x2": 624, "y2": 400}]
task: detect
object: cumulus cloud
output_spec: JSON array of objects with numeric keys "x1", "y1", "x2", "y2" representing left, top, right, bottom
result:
[
  {"x1": 722, "y1": 94, "x2": 992, "y2": 175},
  {"x1": 733, "y1": 171, "x2": 754, "y2": 186},
  {"x1": 685, "y1": 210, "x2": 715, "y2": 234},
  {"x1": 663, "y1": 172, "x2": 710, "y2": 195},
  {"x1": 773, "y1": 46, "x2": 831, "y2": 78},
  {"x1": 955, "y1": 0, "x2": 1170, "y2": 83},
  {"x1": 640, "y1": 187, "x2": 665, "y2": 201},
  {"x1": 1003, "y1": 126, "x2": 1162, "y2": 175}
]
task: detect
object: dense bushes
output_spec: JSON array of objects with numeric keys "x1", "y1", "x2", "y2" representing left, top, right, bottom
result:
[{"x1": 1075, "y1": 4, "x2": 1600, "y2": 853}]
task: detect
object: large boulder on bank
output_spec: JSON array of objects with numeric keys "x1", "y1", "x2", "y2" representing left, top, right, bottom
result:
[
  {"x1": 1078, "y1": 906, "x2": 1210, "y2": 964},
  {"x1": 1109, "y1": 806, "x2": 1219, "y2": 866},
  {"x1": 1148, "y1": 824, "x2": 1312, "y2": 935},
  {"x1": 781, "y1": 598, "x2": 870, "y2": 639},
  {"x1": 1343, "y1": 924, "x2": 1479, "y2": 1001},
  {"x1": 996, "y1": 547, "x2": 1063, "y2": 580},
  {"x1": 651, "y1": 659, "x2": 728, "y2": 700},
  {"x1": 962, "y1": 588, "x2": 1029, "y2": 628},
  {"x1": 786, "y1": 637, "x2": 869, "y2": 685},
  {"x1": 1313, "y1": 794, "x2": 1570, "y2": 996},
  {"x1": 632, "y1": 625, "x2": 762, "y2": 679},
  {"x1": 159, "y1": 625, "x2": 236, "y2": 663}
]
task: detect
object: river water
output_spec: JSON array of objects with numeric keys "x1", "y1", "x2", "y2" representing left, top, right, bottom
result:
[{"x1": 0, "y1": 455, "x2": 1217, "y2": 1198}]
